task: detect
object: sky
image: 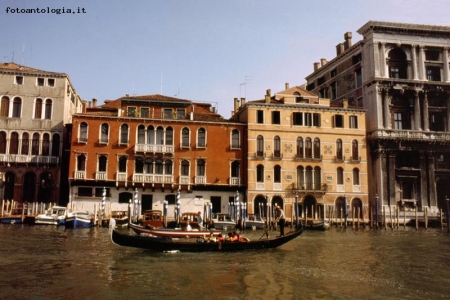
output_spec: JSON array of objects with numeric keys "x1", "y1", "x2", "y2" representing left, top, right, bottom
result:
[{"x1": 1, "y1": 0, "x2": 449, "y2": 118}]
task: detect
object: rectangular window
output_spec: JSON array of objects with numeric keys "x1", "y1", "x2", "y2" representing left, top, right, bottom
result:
[
  {"x1": 318, "y1": 76, "x2": 325, "y2": 85},
  {"x1": 331, "y1": 82, "x2": 337, "y2": 100},
  {"x1": 355, "y1": 69, "x2": 362, "y2": 88},
  {"x1": 394, "y1": 113, "x2": 402, "y2": 129},
  {"x1": 37, "y1": 78, "x2": 45, "y2": 86},
  {"x1": 127, "y1": 107, "x2": 137, "y2": 117},
  {"x1": 313, "y1": 113, "x2": 321, "y2": 127},
  {"x1": 272, "y1": 111, "x2": 280, "y2": 124},
  {"x1": 177, "y1": 109, "x2": 185, "y2": 119},
  {"x1": 334, "y1": 115, "x2": 344, "y2": 128},
  {"x1": 331, "y1": 69, "x2": 337, "y2": 78},
  {"x1": 352, "y1": 53, "x2": 362, "y2": 64},
  {"x1": 163, "y1": 109, "x2": 172, "y2": 119},
  {"x1": 95, "y1": 188, "x2": 110, "y2": 198},
  {"x1": 48, "y1": 78, "x2": 55, "y2": 87},
  {"x1": 390, "y1": 67, "x2": 400, "y2": 79},
  {"x1": 350, "y1": 116, "x2": 358, "y2": 129},
  {"x1": 140, "y1": 108, "x2": 149, "y2": 118},
  {"x1": 305, "y1": 113, "x2": 312, "y2": 126},
  {"x1": 15, "y1": 76, "x2": 23, "y2": 85},
  {"x1": 257, "y1": 110, "x2": 264, "y2": 124},
  {"x1": 78, "y1": 187, "x2": 93, "y2": 197},
  {"x1": 293, "y1": 112, "x2": 303, "y2": 126},
  {"x1": 426, "y1": 66, "x2": 441, "y2": 81}
]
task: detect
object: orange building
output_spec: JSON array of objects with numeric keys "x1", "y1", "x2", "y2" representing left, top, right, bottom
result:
[{"x1": 68, "y1": 94, "x2": 245, "y2": 219}]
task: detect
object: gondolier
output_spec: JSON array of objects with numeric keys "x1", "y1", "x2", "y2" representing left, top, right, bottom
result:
[{"x1": 275, "y1": 206, "x2": 285, "y2": 237}]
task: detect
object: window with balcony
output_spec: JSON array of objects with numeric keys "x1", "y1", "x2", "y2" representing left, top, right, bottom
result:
[
  {"x1": 257, "y1": 165, "x2": 264, "y2": 182},
  {"x1": 12, "y1": 97, "x2": 22, "y2": 118},
  {"x1": 42, "y1": 133, "x2": 50, "y2": 156},
  {"x1": 296, "y1": 137, "x2": 304, "y2": 158},
  {"x1": 181, "y1": 127, "x2": 190, "y2": 148},
  {"x1": 181, "y1": 160, "x2": 190, "y2": 176},
  {"x1": 135, "y1": 157, "x2": 144, "y2": 173},
  {"x1": 166, "y1": 127, "x2": 174, "y2": 145},
  {"x1": 79, "y1": 122, "x2": 88, "y2": 143},
  {"x1": 272, "y1": 111, "x2": 280, "y2": 125},
  {"x1": 274, "y1": 136, "x2": 281, "y2": 158},
  {"x1": 1, "y1": 96, "x2": 9, "y2": 117},
  {"x1": 197, "y1": 159, "x2": 206, "y2": 176},
  {"x1": 98, "y1": 155, "x2": 107, "y2": 172},
  {"x1": 156, "y1": 126, "x2": 164, "y2": 145},
  {"x1": 9, "y1": 132, "x2": 19, "y2": 155},
  {"x1": 257, "y1": 110, "x2": 264, "y2": 124},
  {"x1": 77, "y1": 154, "x2": 86, "y2": 171},
  {"x1": 21, "y1": 132, "x2": 29, "y2": 155},
  {"x1": 336, "y1": 139, "x2": 343, "y2": 160},
  {"x1": 155, "y1": 159, "x2": 163, "y2": 174},
  {"x1": 32, "y1": 133, "x2": 39, "y2": 155},
  {"x1": 388, "y1": 48, "x2": 407, "y2": 79},
  {"x1": 51, "y1": 133, "x2": 60, "y2": 157},
  {"x1": 137, "y1": 125, "x2": 145, "y2": 144},
  {"x1": 231, "y1": 160, "x2": 240, "y2": 178},
  {"x1": 165, "y1": 159, "x2": 173, "y2": 175},
  {"x1": 118, "y1": 156, "x2": 127, "y2": 173},
  {"x1": 147, "y1": 126, "x2": 155, "y2": 144},
  {"x1": 305, "y1": 138, "x2": 312, "y2": 158},
  {"x1": 100, "y1": 123, "x2": 109, "y2": 144},
  {"x1": 35, "y1": 98, "x2": 43, "y2": 119},
  {"x1": 313, "y1": 138, "x2": 320, "y2": 159},
  {"x1": 44, "y1": 99, "x2": 52, "y2": 119},
  {"x1": 231, "y1": 129, "x2": 240, "y2": 149},
  {"x1": 120, "y1": 124, "x2": 129, "y2": 145},
  {"x1": 430, "y1": 112, "x2": 446, "y2": 131},
  {"x1": 256, "y1": 135, "x2": 264, "y2": 157},
  {"x1": 197, "y1": 128, "x2": 206, "y2": 148},
  {"x1": 144, "y1": 158, "x2": 153, "y2": 174}
]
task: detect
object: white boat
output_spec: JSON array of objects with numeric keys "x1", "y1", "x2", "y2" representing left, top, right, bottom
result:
[
  {"x1": 211, "y1": 213, "x2": 236, "y2": 230},
  {"x1": 65, "y1": 211, "x2": 94, "y2": 228},
  {"x1": 34, "y1": 206, "x2": 68, "y2": 226},
  {"x1": 244, "y1": 214, "x2": 266, "y2": 229}
]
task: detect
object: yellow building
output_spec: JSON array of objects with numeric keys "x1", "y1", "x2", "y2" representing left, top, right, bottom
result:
[{"x1": 233, "y1": 84, "x2": 368, "y2": 225}]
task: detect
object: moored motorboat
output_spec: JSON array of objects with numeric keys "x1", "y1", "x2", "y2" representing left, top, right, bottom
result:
[
  {"x1": 34, "y1": 206, "x2": 68, "y2": 226},
  {"x1": 302, "y1": 219, "x2": 330, "y2": 231},
  {"x1": 111, "y1": 225, "x2": 304, "y2": 252},
  {"x1": 210, "y1": 213, "x2": 236, "y2": 230},
  {"x1": 244, "y1": 214, "x2": 265, "y2": 229},
  {"x1": 141, "y1": 210, "x2": 164, "y2": 228},
  {"x1": 129, "y1": 222, "x2": 222, "y2": 238},
  {"x1": 102, "y1": 210, "x2": 129, "y2": 228},
  {"x1": 65, "y1": 211, "x2": 94, "y2": 228}
]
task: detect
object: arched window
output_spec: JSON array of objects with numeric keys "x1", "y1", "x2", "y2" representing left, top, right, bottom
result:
[
  {"x1": 118, "y1": 156, "x2": 127, "y2": 173},
  {"x1": 296, "y1": 137, "x2": 303, "y2": 158},
  {"x1": 0, "y1": 96, "x2": 9, "y2": 117},
  {"x1": 305, "y1": 166, "x2": 313, "y2": 189},
  {"x1": 197, "y1": 128, "x2": 206, "y2": 148},
  {"x1": 21, "y1": 132, "x2": 29, "y2": 155},
  {"x1": 305, "y1": 138, "x2": 312, "y2": 158},
  {"x1": 42, "y1": 133, "x2": 50, "y2": 156},
  {"x1": 32, "y1": 133, "x2": 40, "y2": 155},
  {"x1": 336, "y1": 139, "x2": 343, "y2": 160},
  {"x1": 165, "y1": 159, "x2": 173, "y2": 175},
  {"x1": 0, "y1": 132, "x2": 6, "y2": 154},
  {"x1": 9, "y1": 132, "x2": 19, "y2": 154},
  {"x1": 51, "y1": 133, "x2": 60, "y2": 156},
  {"x1": 135, "y1": 157, "x2": 144, "y2": 173},
  {"x1": 181, "y1": 127, "x2": 190, "y2": 148},
  {"x1": 352, "y1": 140, "x2": 359, "y2": 160},
  {"x1": 79, "y1": 122, "x2": 88, "y2": 143},
  {"x1": 257, "y1": 164, "x2": 264, "y2": 182},
  {"x1": 35, "y1": 98, "x2": 43, "y2": 119},
  {"x1": 353, "y1": 168, "x2": 360, "y2": 185},
  {"x1": 181, "y1": 160, "x2": 190, "y2": 176},
  {"x1": 100, "y1": 123, "x2": 109, "y2": 143},
  {"x1": 297, "y1": 166, "x2": 304, "y2": 189},
  {"x1": 231, "y1": 129, "x2": 240, "y2": 149},
  {"x1": 197, "y1": 159, "x2": 206, "y2": 176},
  {"x1": 313, "y1": 138, "x2": 320, "y2": 158},
  {"x1": 231, "y1": 161, "x2": 240, "y2": 178},
  {"x1": 77, "y1": 154, "x2": 86, "y2": 171},
  {"x1": 156, "y1": 126, "x2": 164, "y2": 145},
  {"x1": 147, "y1": 126, "x2": 155, "y2": 144},
  {"x1": 98, "y1": 155, "x2": 107, "y2": 172},
  {"x1": 388, "y1": 47, "x2": 407, "y2": 79},
  {"x1": 12, "y1": 97, "x2": 22, "y2": 118},
  {"x1": 137, "y1": 125, "x2": 145, "y2": 144},
  {"x1": 274, "y1": 136, "x2": 281, "y2": 158},
  {"x1": 166, "y1": 127, "x2": 173, "y2": 145},
  {"x1": 314, "y1": 166, "x2": 321, "y2": 190},
  {"x1": 274, "y1": 165, "x2": 281, "y2": 183},
  {"x1": 144, "y1": 158, "x2": 153, "y2": 174},
  {"x1": 120, "y1": 124, "x2": 129, "y2": 144},
  {"x1": 44, "y1": 99, "x2": 52, "y2": 119},
  {"x1": 155, "y1": 159, "x2": 163, "y2": 174},
  {"x1": 256, "y1": 135, "x2": 264, "y2": 157},
  {"x1": 337, "y1": 167, "x2": 344, "y2": 185}
]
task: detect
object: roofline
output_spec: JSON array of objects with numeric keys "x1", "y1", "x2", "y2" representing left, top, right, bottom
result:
[{"x1": 357, "y1": 21, "x2": 450, "y2": 37}]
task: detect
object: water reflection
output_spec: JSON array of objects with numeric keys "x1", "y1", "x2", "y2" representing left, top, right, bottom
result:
[{"x1": 0, "y1": 225, "x2": 449, "y2": 299}]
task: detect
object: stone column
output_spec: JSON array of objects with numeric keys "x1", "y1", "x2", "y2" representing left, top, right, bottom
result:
[
  {"x1": 423, "y1": 92, "x2": 430, "y2": 131},
  {"x1": 419, "y1": 152, "x2": 428, "y2": 209},
  {"x1": 443, "y1": 47, "x2": 450, "y2": 82},
  {"x1": 387, "y1": 153, "x2": 396, "y2": 207},
  {"x1": 427, "y1": 154, "x2": 437, "y2": 210},
  {"x1": 377, "y1": 87, "x2": 385, "y2": 128},
  {"x1": 373, "y1": 42, "x2": 380, "y2": 77},
  {"x1": 411, "y1": 45, "x2": 419, "y2": 80},
  {"x1": 380, "y1": 43, "x2": 388, "y2": 78},
  {"x1": 414, "y1": 90, "x2": 422, "y2": 130},
  {"x1": 419, "y1": 45, "x2": 426, "y2": 80},
  {"x1": 384, "y1": 93, "x2": 392, "y2": 129}
]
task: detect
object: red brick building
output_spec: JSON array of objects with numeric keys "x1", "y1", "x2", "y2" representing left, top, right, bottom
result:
[{"x1": 68, "y1": 94, "x2": 245, "y2": 219}]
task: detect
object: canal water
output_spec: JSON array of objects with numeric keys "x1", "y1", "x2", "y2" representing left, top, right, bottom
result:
[{"x1": 0, "y1": 225, "x2": 449, "y2": 300}]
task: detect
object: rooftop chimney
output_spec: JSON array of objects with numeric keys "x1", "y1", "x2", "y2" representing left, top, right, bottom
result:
[
  {"x1": 234, "y1": 97, "x2": 239, "y2": 112},
  {"x1": 285, "y1": 83, "x2": 289, "y2": 90},
  {"x1": 265, "y1": 89, "x2": 271, "y2": 103},
  {"x1": 240, "y1": 97, "x2": 246, "y2": 107},
  {"x1": 92, "y1": 98, "x2": 97, "y2": 107},
  {"x1": 320, "y1": 58, "x2": 328, "y2": 67},
  {"x1": 314, "y1": 62, "x2": 321, "y2": 71},
  {"x1": 344, "y1": 32, "x2": 352, "y2": 50},
  {"x1": 336, "y1": 43, "x2": 345, "y2": 55}
]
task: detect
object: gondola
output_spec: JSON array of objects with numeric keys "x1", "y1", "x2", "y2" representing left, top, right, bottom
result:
[
  {"x1": 111, "y1": 225, "x2": 303, "y2": 252},
  {"x1": 129, "y1": 222, "x2": 222, "y2": 238}
]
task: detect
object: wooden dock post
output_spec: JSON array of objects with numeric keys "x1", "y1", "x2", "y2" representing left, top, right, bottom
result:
[
  {"x1": 415, "y1": 205, "x2": 418, "y2": 230},
  {"x1": 440, "y1": 209, "x2": 444, "y2": 231},
  {"x1": 425, "y1": 207, "x2": 428, "y2": 229},
  {"x1": 403, "y1": 208, "x2": 406, "y2": 229},
  {"x1": 1, "y1": 199, "x2": 4, "y2": 217},
  {"x1": 383, "y1": 206, "x2": 387, "y2": 230}
]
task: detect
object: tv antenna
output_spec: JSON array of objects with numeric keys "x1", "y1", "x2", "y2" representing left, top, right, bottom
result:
[{"x1": 239, "y1": 75, "x2": 253, "y2": 98}]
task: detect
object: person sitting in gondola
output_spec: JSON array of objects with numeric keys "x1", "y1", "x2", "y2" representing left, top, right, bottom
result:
[
  {"x1": 217, "y1": 233, "x2": 224, "y2": 242},
  {"x1": 231, "y1": 231, "x2": 240, "y2": 242}
]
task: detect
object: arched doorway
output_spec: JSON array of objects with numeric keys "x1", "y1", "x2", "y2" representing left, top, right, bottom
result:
[
  {"x1": 3, "y1": 172, "x2": 16, "y2": 201},
  {"x1": 38, "y1": 172, "x2": 53, "y2": 203},
  {"x1": 351, "y1": 198, "x2": 363, "y2": 219},
  {"x1": 254, "y1": 195, "x2": 267, "y2": 218},
  {"x1": 436, "y1": 176, "x2": 450, "y2": 210},
  {"x1": 303, "y1": 195, "x2": 317, "y2": 218},
  {"x1": 335, "y1": 197, "x2": 347, "y2": 218},
  {"x1": 22, "y1": 172, "x2": 35, "y2": 202}
]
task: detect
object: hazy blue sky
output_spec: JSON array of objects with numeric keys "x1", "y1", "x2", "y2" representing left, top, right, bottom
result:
[{"x1": 1, "y1": 0, "x2": 449, "y2": 117}]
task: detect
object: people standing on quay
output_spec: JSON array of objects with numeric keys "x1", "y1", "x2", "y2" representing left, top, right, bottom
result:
[
  {"x1": 275, "y1": 206, "x2": 285, "y2": 237},
  {"x1": 197, "y1": 211, "x2": 203, "y2": 229}
]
